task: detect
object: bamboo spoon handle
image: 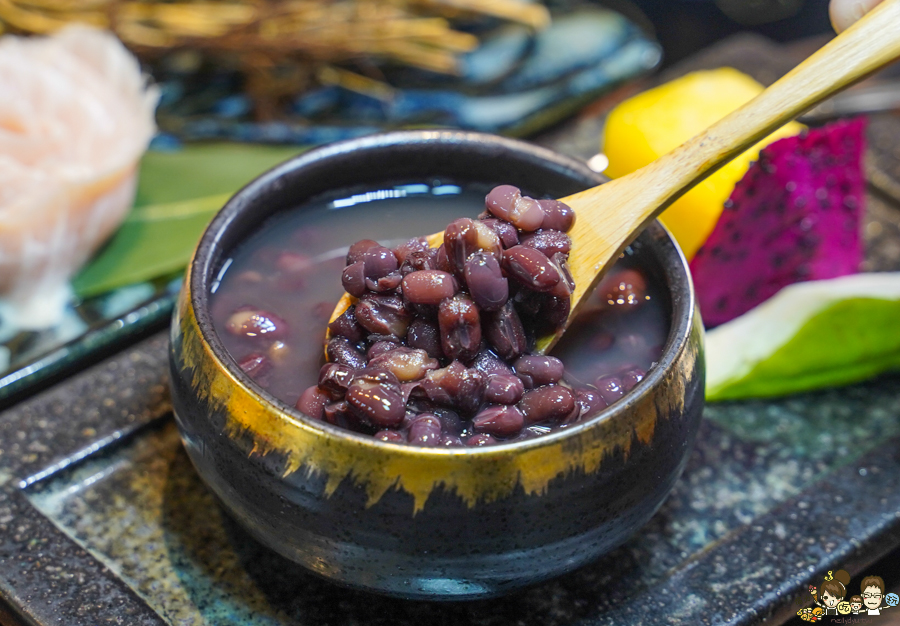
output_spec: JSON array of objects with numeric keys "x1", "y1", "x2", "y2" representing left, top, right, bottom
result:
[{"x1": 544, "y1": 0, "x2": 900, "y2": 352}]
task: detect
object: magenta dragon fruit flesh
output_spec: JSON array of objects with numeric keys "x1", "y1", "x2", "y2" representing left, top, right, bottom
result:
[{"x1": 689, "y1": 118, "x2": 866, "y2": 327}]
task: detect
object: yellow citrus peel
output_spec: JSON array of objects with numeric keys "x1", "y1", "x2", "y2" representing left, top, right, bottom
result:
[{"x1": 602, "y1": 67, "x2": 804, "y2": 260}]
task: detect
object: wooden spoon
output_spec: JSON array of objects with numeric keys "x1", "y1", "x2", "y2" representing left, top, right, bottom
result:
[{"x1": 330, "y1": 0, "x2": 900, "y2": 354}]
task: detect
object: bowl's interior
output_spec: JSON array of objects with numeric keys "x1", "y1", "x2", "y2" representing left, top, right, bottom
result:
[{"x1": 190, "y1": 130, "x2": 693, "y2": 448}]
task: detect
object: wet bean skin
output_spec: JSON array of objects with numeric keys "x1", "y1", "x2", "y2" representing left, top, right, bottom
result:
[
  {"x1": 296, "y1": 385, "x2": 329, "y2": 420},
  {"x1": 346, "y1": 370, "x2": 406, "y2": 427},
  {"x1": 341, "y1": 262, "x2": 367, "y2": 297},
  {"x1": 513, "y1": 356, "x2": 564, "y2": 388},
  {"x1": 212, "y1": 184, "x2": 668, "y2": 446},
  {"x1": 408, "y1": 414, "x2": 443, "y2": 446},
  {"x1": 502, "y1": 246, "x2": 560, "y2": 292},
  {"x1": 402, "y1": 270, "x2": 457, "y2": 305},
  {"x1": 518, "y1": 386, "x2": 576, "y2": 425},
  {"x1": 484, "y1": 373, "x2": 524, "y2": 404},
  {"x1": 473, "y1": 405, "x2": 524, "y2": 437},
  {"x1": 464, "y1": 252, "x2": 508, "y2": 311},
  {"x1": 483, "y1": 301, "x2": 527, "y2": 361},
  {"x1": 438, "y1": 294, "x2": 481, "y2": 363},
  {"x1": 237, "y1": 353, "x2": 271, "y2": 380},
  {"x1": 520, "y1": 230, "x2": 572, "y2": 258},
  {"x1": 226, "y1": 307, "x2": 288, "y2": 340},
  {"x1": 485, "y1": 185, "x2": 545, "y2": 232}
]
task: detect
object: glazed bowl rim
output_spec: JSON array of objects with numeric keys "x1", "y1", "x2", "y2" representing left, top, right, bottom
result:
[{"x1": 188, "y1": 129, "x2": 697, "y2": 456}]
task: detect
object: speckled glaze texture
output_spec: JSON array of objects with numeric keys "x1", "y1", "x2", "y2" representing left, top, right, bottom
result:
[{"x1": 168, "y1": 131, "x2": 705, "y2": 599}]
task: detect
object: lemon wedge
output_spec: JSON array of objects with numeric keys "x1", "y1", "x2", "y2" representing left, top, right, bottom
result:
[{"x1": 602, "y1": 68, "x2": 803, "y2": 259}]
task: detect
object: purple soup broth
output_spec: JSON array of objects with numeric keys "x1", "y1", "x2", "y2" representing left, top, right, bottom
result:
[
  {"x1": 211, "y1": 185, "x2": 483, "y2": 408},
  {"x1": 210, "y1": 183, "x2": 670, "y2": 446}
]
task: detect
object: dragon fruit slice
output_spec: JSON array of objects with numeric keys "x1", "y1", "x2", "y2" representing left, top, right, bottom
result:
[{"x1": 690, "y1": 118, "x2": 866, "y2": 327}]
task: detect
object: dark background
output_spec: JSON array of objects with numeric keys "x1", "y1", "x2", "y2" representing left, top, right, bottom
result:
[{"x1": 598, "y1": 0, "x2": 833, "y2": 65}]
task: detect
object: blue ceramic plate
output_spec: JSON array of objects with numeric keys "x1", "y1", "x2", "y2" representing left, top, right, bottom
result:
[{"x1": 0, "y1": 279, "x2": 179, "y2": 405}]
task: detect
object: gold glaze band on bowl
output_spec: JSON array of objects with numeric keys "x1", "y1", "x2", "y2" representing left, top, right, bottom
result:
[{"x1": 176, "y1": 267, "x2": 702, "y2": 514}]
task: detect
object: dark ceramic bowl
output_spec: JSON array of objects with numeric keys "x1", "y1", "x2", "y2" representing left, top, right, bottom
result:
[{"x1": 169, "y1": 130, "x2": 705, "y2": 600}]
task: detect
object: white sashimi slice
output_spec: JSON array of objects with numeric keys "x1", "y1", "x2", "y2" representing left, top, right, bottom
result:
[
  {"x1": 706, "y1": 273, "x2": 900, "y2": 401},
  {"x1": 0, "y1": 25, "x2": 157, "y2": 329}
]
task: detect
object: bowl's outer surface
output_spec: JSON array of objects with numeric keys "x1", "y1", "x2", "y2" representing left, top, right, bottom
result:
[{"x1": 168, "y1": 130, "x2": 705, "y2": 600}]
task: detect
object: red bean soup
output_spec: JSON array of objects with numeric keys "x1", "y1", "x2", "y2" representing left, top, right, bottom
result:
[{"x1": 210, "y1": 182, "x2": 669, "y2": 447}]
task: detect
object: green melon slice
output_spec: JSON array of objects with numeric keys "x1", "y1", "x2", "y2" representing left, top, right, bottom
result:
[{"x1": 705, "y1": 273, "x2": 900, "y2": 401}]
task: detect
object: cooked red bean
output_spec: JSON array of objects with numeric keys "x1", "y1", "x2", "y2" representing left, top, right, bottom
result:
[
  {"x1": 472, "y1": 350, "x2": 514, "y2": 377},
  {"x1": 367, "y1": 339, "x2": 400, "y2": 359},
  {"x1": 485, "y1": 185, "x2": 545, "y2": 231},
  {"x1": 537, "y1": 199, "x2": 575, "y2": 232},
  {"x1": 513, "y1": 355, "x2": 564, "y2": 388},
  {"x1": 346, "y1": 239, "x2": 380, "y2": 265},
  {"x1": 537, "y1": 295, "x2": 570, "y2": 332},
  {"x1": 362, "y1": 246, "x2": 399, "y2": 280},
  {"x1": 502, "y1": 245, "x2": 560, "y2": 292},
  {"x1": 225, "y1": 307, "x2": 288, "y2": 340},
  {"x1": 438, "y1": 294, "x2": 481, "y2": 363},
  {"x1": 346, "y1": 370, "x2": 405, "y2": 427},
  {"x1": 325, "y1": 337, "x2": 366, "y2": 369},
  {"x1": 323, "y1": 400, "x2": 355, "y2": 429},
  {"x1": 548, "y1": 252, "x2": 575, "y2": 299},
  {"x1": 375, "y1": 429, "x2": 406, "y2": 443},
  {"x1": 408, "y1": 414, "x2": 442, "y2": 446},
  {"x1": 441, "y1": 434, "x2": 464, "y2": 447},
  {"x1": 464, "y1": 251, "x2": 508, "y2": 312},
  {"x1": 400, "y1": 249, "x2": 438, "y2": 275},
  {"x1": 354, "y1": 294, "x2": 411, "y2": 338},
  {"x1": 394, "y1": 237, "x2": 429, "y2": 263},
  {"x1": 574, "y1": 388, "x2": 607, "y2": 421},
  {"x1": 434, "y1": 244, "x2": 453, "y2": 274},
  {"x1": 484, "y1": 373, "x2": 525, "y2": 405},
  {"x1": 473, "y1": 405, "x2": 524, "y2": 437},
  {"x1": 443, "y1": 218, "x2": 501, "y2": 274},
  {"x1": 511, "y1": 288, "x2": 541, "y2": 319},
  {"x1": 276, "y1": 251, "x2": 312, "y2": 274},
  {"x1": 422, "y1": 361, "x2": 485, "y2": 415},
  {"x1": 296, "y1": 385, "x2": 329, "y2": 419},
  {"x1": 341, "y1": 261, "x2": 367, "y2": 297},
  {"x1": 406, "y1": 319, "x2": 443, "y2": 359},
  {"x1": 466, "y1": 433, "x2": 498, "y2": 447},
  {"x1": 481, "y1": 218, "x2": 519, "y2": 248},
  {"x1": 520, "y1": 229, "x2": 572, "y2": 258},
  {"x1": 433, "y1": 408, "x2": 464, "y2": 435},
  {"x1": 237, "y1": 353, "x2": 270, "y2": 379},
  {"x1": 602, "y1": 268, "x2": 648, "y2": 307},
  {"x1": 590, "y1": 330, "x2": 615, "y2": 352},
  {"x1": 595, "y1": 375, "x2": 625, "y2": 405},
  {"x1": 483, "y1": 301, "x2": 527, "y2": 361},
  {"x1": 472, "y1": 220, "x2": 503, "y2": 255},
  {"x1": 317, "y1": 362, "x2": 356, "y2": 399},
  {"x1": 366, "y1": 271, "x2": 403, "y2": 293},
  {"x1": 617, "y1": 333, "x2": 649, "y2": 356},
  {"x1": 620, "y1": 367, "x2": 646, "y2": 392},
  {"x1": 368, "y1": 347, "x2": 438, "y2": 382},
  {"x1": 518, "y1": 385, "x2": 576, "y2": 425},
  {"x1": 328, "y1": 306, "x2": 365, "y2": 343},
  {"x1": 402, "y1": 270, "x2": 457, "y2": 305}
]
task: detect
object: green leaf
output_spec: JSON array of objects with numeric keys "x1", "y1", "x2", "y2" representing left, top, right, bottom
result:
[
  {"x1": 72, "y1": 143, "x2": 305, "y2": 299},
  {"x1": 705, "y1": 273, "x2": 900, "y2": 401},
  {"x1": 72, "y1": 194, "x2": 230, "y2": 298}
]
